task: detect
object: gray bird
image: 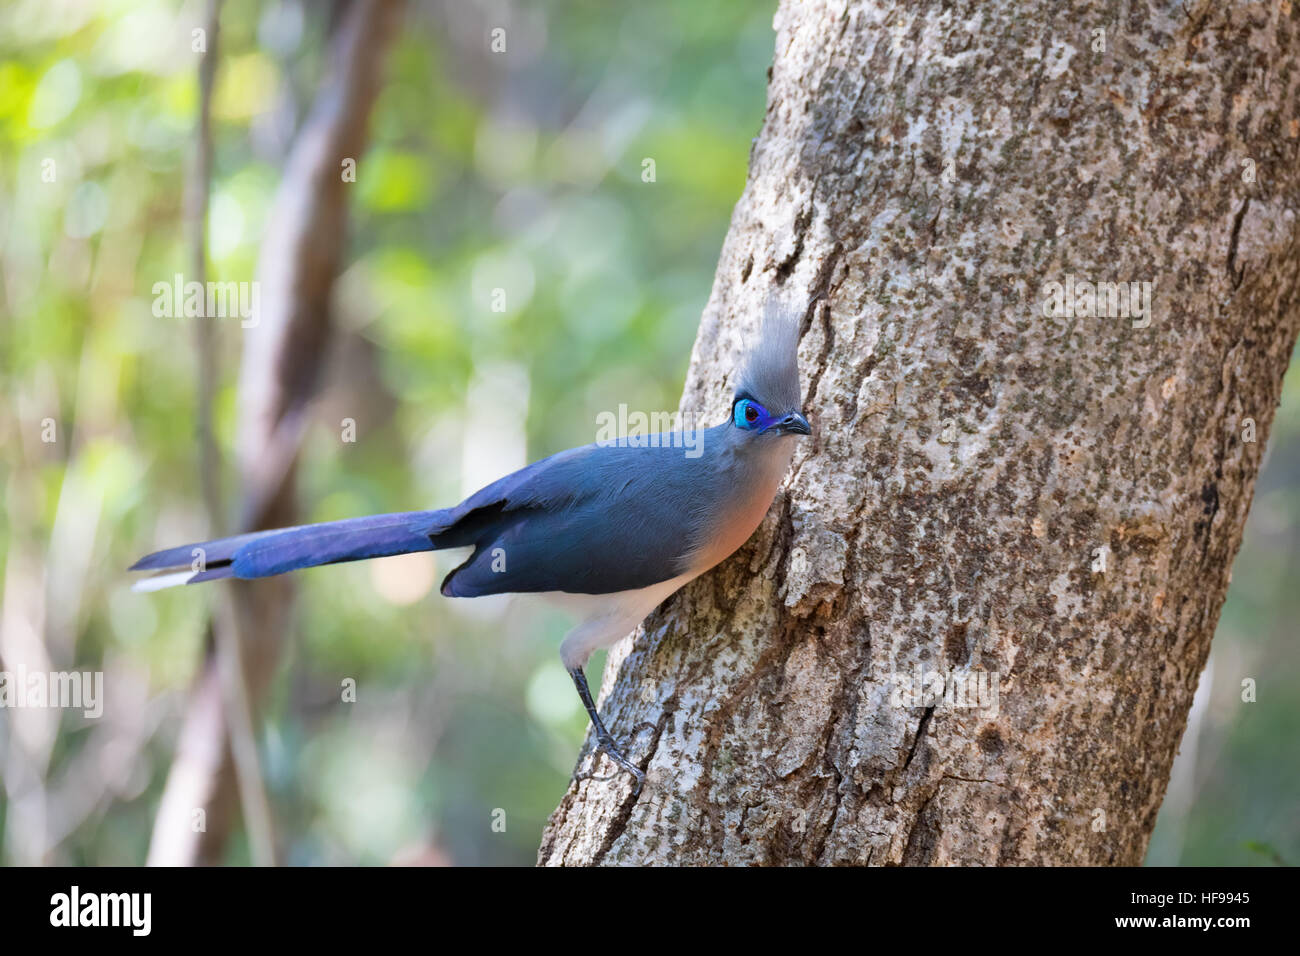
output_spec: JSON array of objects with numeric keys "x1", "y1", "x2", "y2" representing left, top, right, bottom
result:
[{"x1": 132, "y1": 304, "x2": 811, "y2": 791}]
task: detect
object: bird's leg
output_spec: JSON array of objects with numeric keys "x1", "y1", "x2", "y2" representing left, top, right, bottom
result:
[{"x1": 568, "y1": 665, "x2": 645, "y2": 794}]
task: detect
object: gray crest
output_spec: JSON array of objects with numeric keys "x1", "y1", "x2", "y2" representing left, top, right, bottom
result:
[{"x1": 735, "y1": 298, "x2": 803, "y2": 415}]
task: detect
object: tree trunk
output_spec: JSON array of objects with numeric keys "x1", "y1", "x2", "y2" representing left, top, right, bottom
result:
[{"x1": 539, "y1": 0, "x2": 1300, "y2": 865}]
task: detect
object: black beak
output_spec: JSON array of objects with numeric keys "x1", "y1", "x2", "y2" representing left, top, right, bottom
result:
[{"x1": 778, "y1": 412, "x2": 812, "y2": 436}]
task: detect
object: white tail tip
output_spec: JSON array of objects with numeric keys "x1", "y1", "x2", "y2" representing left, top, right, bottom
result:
[{"x1": 131, "y1": 570, "x2": 195, "y2": 592}]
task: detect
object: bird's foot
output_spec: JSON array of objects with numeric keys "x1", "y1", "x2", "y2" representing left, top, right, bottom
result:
[
  {"x1": 567, "y1": 664, "x2": 645, "y2": 795},
  {"x1": 594, "y1": 731, "x2": 645, "y2": 795},
  {"x1": 574, "y1": 732, "x2": 645, "y2": 795}
]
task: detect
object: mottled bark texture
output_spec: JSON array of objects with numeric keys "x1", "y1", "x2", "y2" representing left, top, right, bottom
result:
[{"x1": 540, "y1": 0, "x2": 1300, "y2": 864}]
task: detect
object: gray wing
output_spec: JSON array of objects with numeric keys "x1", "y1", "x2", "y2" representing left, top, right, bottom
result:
[{"x1": 433, "y1": 427, "x2": 729, "y2": 596}]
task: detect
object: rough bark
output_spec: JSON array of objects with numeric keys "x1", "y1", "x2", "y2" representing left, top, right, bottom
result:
[
  {"x1": 147, "y1": 0, "x2": 402, "y2": 865},
  {"x1": 540, "y1": 0, "x2": 1300, "y2": 865}
]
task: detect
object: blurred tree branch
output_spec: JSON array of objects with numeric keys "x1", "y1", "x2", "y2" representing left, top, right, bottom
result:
[
  {"x1": 179, "y1": 0, "x2": 278, "y2": 871},
  {"x1": 191, "y1": 0, "x2": 224, "y2": 530},
  {"x1": 148, "y1": 0, "x2": 404, "y2": 866}
]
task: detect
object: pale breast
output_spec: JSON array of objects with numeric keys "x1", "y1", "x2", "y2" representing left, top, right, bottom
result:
[{"x1": 687, "y1": 439, "x2": 796, "y2": 575}]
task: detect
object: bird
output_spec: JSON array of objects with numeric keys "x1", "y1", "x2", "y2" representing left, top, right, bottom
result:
[{"x1": 131, "y1": 303, "x2": 812, "y2": 793}]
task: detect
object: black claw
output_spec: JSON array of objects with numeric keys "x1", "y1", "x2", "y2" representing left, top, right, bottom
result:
[{"x1": 596, "y1": 733, "x2": 645, "y2": 794}]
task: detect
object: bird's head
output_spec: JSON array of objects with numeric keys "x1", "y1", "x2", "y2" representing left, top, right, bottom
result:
[{"x1": 730, "y1": 301, "x2": 812, "y2": 438}]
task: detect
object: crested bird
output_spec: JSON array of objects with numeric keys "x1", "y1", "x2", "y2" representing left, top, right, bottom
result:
[{"x1": 131, "y1": 304, "x2": 812, "y2": 792}]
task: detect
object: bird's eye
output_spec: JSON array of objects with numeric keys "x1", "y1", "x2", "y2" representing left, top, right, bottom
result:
[{"x1": 734, "y1": 399, "x2": 766, "y2": 430}]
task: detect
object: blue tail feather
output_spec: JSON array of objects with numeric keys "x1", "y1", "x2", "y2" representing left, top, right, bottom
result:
[
  {"x1": 131, "y1": 510, "x2": 449, "y2": 588},
  {"x1": 129, "y1": 529, "x2": 273, "y2": 573},
  {"x1": 232, "y1": 511, "x2": 441, "y2": 578}
]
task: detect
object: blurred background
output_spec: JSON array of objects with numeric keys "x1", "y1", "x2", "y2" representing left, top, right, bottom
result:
[{"x1": 0, "y1": 0, "x2": 1293, "y2": 866}]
